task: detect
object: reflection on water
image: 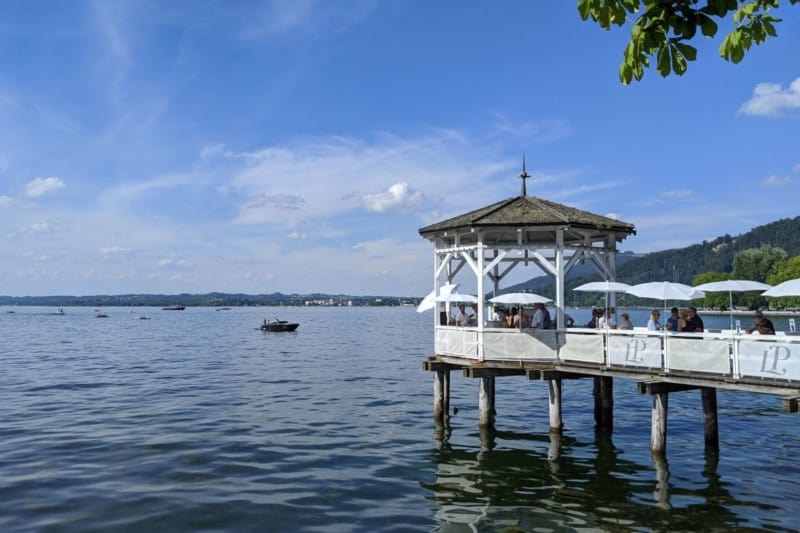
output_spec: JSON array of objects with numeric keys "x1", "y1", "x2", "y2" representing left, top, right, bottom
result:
[{"x1": 426, "y1": 425, "x2": 756, "y2": 531}]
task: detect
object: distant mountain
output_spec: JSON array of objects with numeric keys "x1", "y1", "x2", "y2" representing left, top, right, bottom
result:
[
  {"x1": 0, "y1": 292, "x2": 417, "y2": 307},
  {"x1": 507, "y1": 215, "x2": 800, "y2": 305}
]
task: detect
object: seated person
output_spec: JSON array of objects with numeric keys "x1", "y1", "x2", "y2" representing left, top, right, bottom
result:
[
  {"x1": 746, "y1": 311, "x2": 775, "y2": 335},
  {"x1": 618, "y1": 312, "x2": 633, "y2": 330},
  {"x1": 468, "y1": 303, "x2": 478, "y2": 326},
  {"x1": 454, "y1": 304, "x2": 470, "y2": 327},
  {"x1": 647, "y1": 309, "x2": 662, "y2": 331},
  {"x1": 684, "y1": 306, "x2": 704, "y2": 332},
  {"x1": 585, "y1": 308, "x2": 600, "y2": 328},
  {"x1": 665, "y1": 307, "x2": 680, "y2": 331}
]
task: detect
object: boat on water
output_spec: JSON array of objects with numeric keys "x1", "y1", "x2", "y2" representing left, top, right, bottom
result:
[
  {"x1": 162, "y1": 305, "x2": 186, "y2": 311},
  {"x1": 138, "y1": 315, "x2": 151, "y2": 320},
  {"x1": 216, "y1": 307, "x2": 232, "y2": 311},
  {"x1": 95, "y1": 312, "x2": 109, "y2": 318},
  {"x1": 260, "y1": 319, "x2": 299, "y2": 332}
]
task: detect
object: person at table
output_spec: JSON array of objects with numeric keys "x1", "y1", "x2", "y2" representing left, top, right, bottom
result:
[
  {"x1": 746, "y1": 310, "x2": 775, "y2": 335},
  {"x1": 531, "y1": 303, "x2": 551, "y2": 329},
  {"x1": 665, "y1": 307, "x2": 680, "y2": 331},
  {"x1": 618, "y1": 312, "x2": 633, "y2": 330},
  {"x1": 598, "y1": 307, "x2": 616, "y2": 329},
  {"x1": 467, "y1": 303, "x2": 478, "y2": 326},
  {"x1": 684, "y1": 306, "x2": 704, "y2": 332},
  {"x1": 647, "y1": 309, "x2": 662, "y2": 331},
  {"x1": 454, "y1": 304, "x2": 470, "y2": 327},
  {"x1": 586, "y1": 308, "x2": 600, "y2": 328}
]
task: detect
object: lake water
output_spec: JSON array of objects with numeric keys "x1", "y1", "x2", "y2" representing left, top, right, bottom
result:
[{"x1": 1, "y1": 306, "x2": 799, "y2": 531}]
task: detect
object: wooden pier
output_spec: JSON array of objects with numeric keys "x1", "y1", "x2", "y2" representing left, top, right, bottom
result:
[{"x1": 417, "y1": 165, "x2": 799, "y2": 458}]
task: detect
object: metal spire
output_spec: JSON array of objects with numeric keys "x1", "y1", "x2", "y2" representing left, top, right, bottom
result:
[{"x1": 518, "y1": 154, "x2": 530, "y2": 197}]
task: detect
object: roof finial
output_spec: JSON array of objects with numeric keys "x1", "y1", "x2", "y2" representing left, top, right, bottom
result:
[{"x1": 518, "y1": 154, "x2": 530, "y2": 197}]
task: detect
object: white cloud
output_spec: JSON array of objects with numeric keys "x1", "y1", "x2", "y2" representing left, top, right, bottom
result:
[
  {"x1": 660, "y1": 189, "x2": 692, "y2": 198},
  {"x1": 0, "y1": 195, "x2": 13, "y2": 207},
  {"x1": 762, "y1": 175, "x2": 792, "y2": 187},
  {"x1": 99, "y1": 246, "x2": 133, "y2": 258},
  {"x1": 25, "y1": 177, "x2": 65, "y2": 197},
  {"x1": 288, "y1": 231, "x2": 307, "y2": 240},
  {"x1": 239, "y1": 0, "x2": 378, "y2": 40},
  {"x1": 362, "y1": 182, "x2": 424, "y2": 213},
  {"x1": 739, "y1": 78, "x2": 800, "y2": 117},
  {"x1": 793, "y1": 163, "x2": 800, "y2": 173}
]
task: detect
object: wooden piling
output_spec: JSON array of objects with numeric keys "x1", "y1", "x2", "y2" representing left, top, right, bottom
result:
[
  {"x1": 548, "y1": 378, "x2": 563, "y2": 433},
  {"x1": 593, "y1": 376, "x2": 614, "y2": 430},
  {"x1": 651, "y1": 392, "x2": 668, "y2": 456},
  {"x1": 479, "y1": 376, "x2": 495, "y2": 427},
  {"x1": 701, "y1": 387, "x2": 719, "y2": 452}
]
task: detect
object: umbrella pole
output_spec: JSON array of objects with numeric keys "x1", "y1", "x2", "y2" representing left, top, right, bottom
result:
[{"x1": 729, "y1": 290, "x2": 734, "y2": 332}]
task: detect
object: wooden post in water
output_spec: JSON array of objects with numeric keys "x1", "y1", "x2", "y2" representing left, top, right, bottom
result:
[
  {"x1": 593, "y1": 376, "x2": 614, "y2": 430},
  {"x1": 432, "y1": 367, "x2": 450, "y2": 422},
  {"x1": 479, "y1": 376, "x2": 495, "y2": 427},
  {"x1": 651, "y1": 392, "x2": 668, "y2": 456},
  {"x1": 548, "y1": 378, "x2": 563, "y2": 433},
  {"x1": 701, "y1": 387, "x2": 719, "y2": 452}
]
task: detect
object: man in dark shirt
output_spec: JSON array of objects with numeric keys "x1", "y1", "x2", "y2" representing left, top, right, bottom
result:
[
  {"x1": 685, "y1": 306, "x2": 704, "y2": 332},
  {"x1": 746, "y1": 311, "x2": 775, "y2": 335}
]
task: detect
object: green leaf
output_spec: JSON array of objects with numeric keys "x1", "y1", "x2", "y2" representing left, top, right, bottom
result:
[
  {"x1": 675, "y1": 42, "x2": 697, "y2": 61},
  {"x1": 698, "y1": 13, "x2": 719, "y2": 37},
  {"x1": 578, "y1": 0, "x2": 591, "y2": 20},
  {"x1": 671, "y1": 45, "x2": 688, "y2": 75},
  {"x1": 657, "y1": 45, "x2": 671, "y2": 77}
]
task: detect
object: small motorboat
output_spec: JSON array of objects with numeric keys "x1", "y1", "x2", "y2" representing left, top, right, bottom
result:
[
  {"x1": 138, "y1": 315, "x2": 151, "y2": 320},
  {"x1": 162, "y1": 305, "x2": 186, "y2": 311},
  {"x1": 260, "y1": 319, "x2": 299, "y2": 332},
  {"x1": 95, "y1": 312, "x2": 109, "y2": 318}
]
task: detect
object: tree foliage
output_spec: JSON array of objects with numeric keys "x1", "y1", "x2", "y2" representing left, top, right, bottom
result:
[
  {"x1": 578, "y1": 0, "x2": 800, "y2": 84},
  {"x1": 765, "y1": 255, "x2": 800, "y2": 308},
  {"x1": 691, "y1": 271, "x2": 732, "y2": 309}
]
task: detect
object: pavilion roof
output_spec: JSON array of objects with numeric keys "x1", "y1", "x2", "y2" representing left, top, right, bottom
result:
[{"x1": 418, "y1": 195, "x2": 636, "y2": 238}]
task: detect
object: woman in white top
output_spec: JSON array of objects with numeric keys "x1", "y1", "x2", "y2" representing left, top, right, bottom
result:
[{"x1": 647, "y1": 309, "x2": 662, "y2": 331}]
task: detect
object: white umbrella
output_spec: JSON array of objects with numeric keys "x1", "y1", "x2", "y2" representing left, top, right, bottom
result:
[
  {"x1": 416, "y1": 283, "x2": 459, "y2": 313},
  {"x1": 573, "y1": 281, "x2": 632, "y2": 293},
  {"x1": 435, "y1": 292, "x2": 479, "y2": 304},
  {"x1": 626, "y1": 281, "x2": 705, "y2": 316},
  {"x1": 573, "y1": 280, "x2": 632, "y2": 310},
  {"x1": 488, "y1": 292, "x2": 552, "y2": 305},
  {"x1": 762, "y1": 278, "x2": 800, "y2": 297},
  {"x1": 693, "y1": 279, "x2": 772, "y2": 331}
]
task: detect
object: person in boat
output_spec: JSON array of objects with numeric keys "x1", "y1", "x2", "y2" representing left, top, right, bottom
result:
[
  {"x1": 263, "y1": 319, "x2": 269, "y2": 328},
  {"x1": 746, "y1": 310, "x2": 775, "y2": 335}
]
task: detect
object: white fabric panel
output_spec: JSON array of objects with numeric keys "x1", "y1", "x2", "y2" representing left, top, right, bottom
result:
[
  {"x1": 607, "y1": 333, "x2": 662, "y2": 369},
  {"x1": 738, "y1": 338, "x2": 800, "y2": 381},
  {"x1": 483, "y1": 330, "x2": 558, "y2": 361},
  {"x1": 668, "y1": 337, "x2": 730, "y2": 374},
  {"x1": 435, "y1": 328, "x2": 478, "y2": 358},
  {"x1": 559, "y1": 332, "x2": 605, "y2": 364}
]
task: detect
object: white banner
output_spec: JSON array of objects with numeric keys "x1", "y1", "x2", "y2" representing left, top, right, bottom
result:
[
  {"x1": 738, "y1": 339, "x2": 800, "y2": 381},
  {"x1": 483, "y1": 330, "x2": 557, "y2": 361},
  {"x1": 559, "y1": 332, "x2": 605, "y2": 364},
  {"x1": 668, "y1": 337, "x2": 730, "y2": 375},
  {"x1": 435, "y1": 328, "x2": 478, "y2": 358},
  {"x1": 607, "y1": 333, "x2": 662, "y2": 368}
]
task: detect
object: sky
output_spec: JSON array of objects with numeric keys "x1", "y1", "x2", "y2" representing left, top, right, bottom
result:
[{"x1": 0, "y1": 1, "x2": 798, "y2": 298}]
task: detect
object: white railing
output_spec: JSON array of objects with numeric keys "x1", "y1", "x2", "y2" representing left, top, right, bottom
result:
[{"x1": 433, "y1": 326, "x2": 800, "y2": 384}]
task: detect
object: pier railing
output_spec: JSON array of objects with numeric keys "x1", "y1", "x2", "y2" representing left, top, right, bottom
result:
[{"x1": 434, "y1": 326, "x2": 800, "y2": 384}]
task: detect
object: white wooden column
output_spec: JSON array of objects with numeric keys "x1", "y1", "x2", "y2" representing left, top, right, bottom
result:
[
  {"x1": 555, "y1": 228, "x2": 565, "y2": 330},
  {"x1": 477, "y1": 235, "x2": 485, "y2": 361}
]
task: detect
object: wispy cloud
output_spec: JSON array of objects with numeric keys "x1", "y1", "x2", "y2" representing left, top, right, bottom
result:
[
  {"x1": 739, "y1": 78, "x2": 800, "y2": 117},
  {"x1": 0, "y1": 195, "x2": 13, "y2": 207},
  {"x1": 25, "y1": 177, "x2": 65, "y2": 197},
  {"x1": 238, "y1": 0, "x2": 378, "y2": 41},
  {"x1": 660, "y1": 189, "x2": 692, "y2": 198},
  {"x1": 762, "y1": 175, "x2": 793, "y2": 187}
]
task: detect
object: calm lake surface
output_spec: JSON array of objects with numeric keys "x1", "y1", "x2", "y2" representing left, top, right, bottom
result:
[{"x1": 1, "y1": 306, "x2": 799, "y2": 532}]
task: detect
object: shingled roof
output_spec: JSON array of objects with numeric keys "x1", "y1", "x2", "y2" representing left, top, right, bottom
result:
[{"x1": 418, "y1": 195, "x2": 636, "y2": 237}]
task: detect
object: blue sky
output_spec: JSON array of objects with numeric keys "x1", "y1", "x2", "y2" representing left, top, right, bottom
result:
[{"x1": 0, "y1": 1, "x2": 798, "y2": 297}]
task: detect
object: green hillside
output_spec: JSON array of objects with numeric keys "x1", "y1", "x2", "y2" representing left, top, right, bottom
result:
[{"x1": 508, "y1": 215, "x2": 800, "y2": 306}]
